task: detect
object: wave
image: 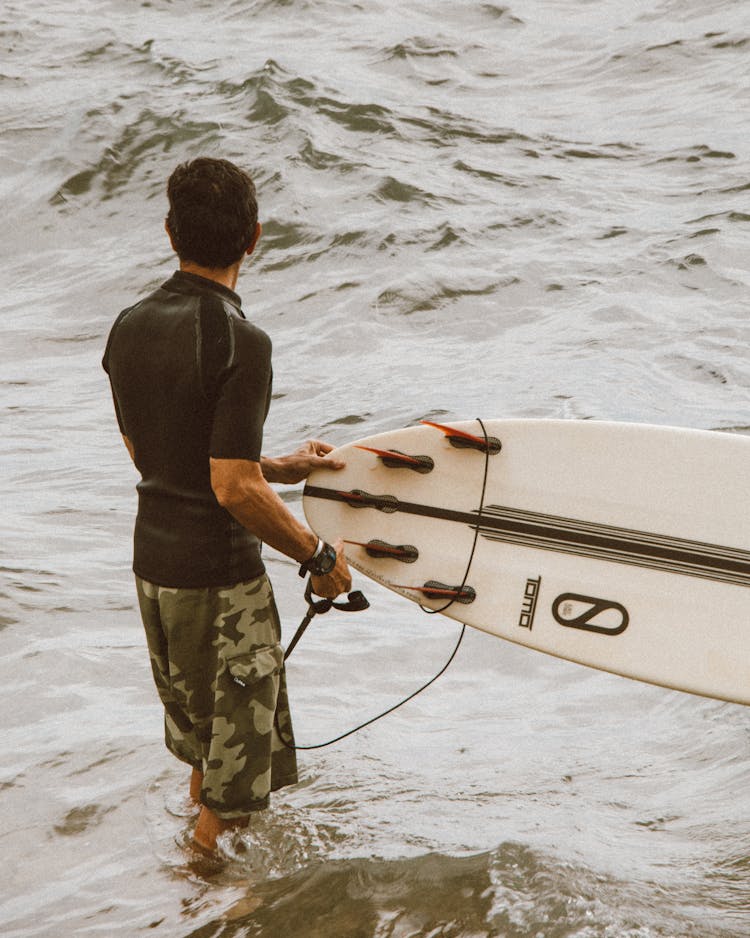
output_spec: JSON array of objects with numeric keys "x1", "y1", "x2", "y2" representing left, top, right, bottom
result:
[{"x1": 178, "y1": 841, "x2": 740, "y2": 937}]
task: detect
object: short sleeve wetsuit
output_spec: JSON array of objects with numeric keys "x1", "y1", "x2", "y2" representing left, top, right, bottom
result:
[{"x1": 102, "y1": 271, "x2": 272, "y2": 588}]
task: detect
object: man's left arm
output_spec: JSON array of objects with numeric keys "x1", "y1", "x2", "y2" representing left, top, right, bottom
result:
[
  {"x1": 261, "y1": 439, "x2": 344, "y2": 485},
  {"x1": 122, "y1": 434, "x2": 135, "y2": 463}
]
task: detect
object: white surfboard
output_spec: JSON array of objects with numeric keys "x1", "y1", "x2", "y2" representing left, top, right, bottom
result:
[{"x1": 303, "y1": 419, "x2": 750, "y2": 705}]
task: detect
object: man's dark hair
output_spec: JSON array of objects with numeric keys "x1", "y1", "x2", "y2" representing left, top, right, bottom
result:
[{"x1": 166, "y1": 158, "x2": 258, "y2": 269}]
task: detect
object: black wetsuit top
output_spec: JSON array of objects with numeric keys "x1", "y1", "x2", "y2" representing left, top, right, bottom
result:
[{"x1": 103, "y1": 271, "x2": 272, "y2": 588}]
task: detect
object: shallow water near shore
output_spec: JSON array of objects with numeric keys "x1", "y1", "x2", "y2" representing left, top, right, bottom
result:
[{"x1": 1, "y1": 0, "x2": 749, "y2": 935}]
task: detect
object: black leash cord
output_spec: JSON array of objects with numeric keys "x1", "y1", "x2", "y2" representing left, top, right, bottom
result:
[
  {"x1": 276, "y1": 417, "x2": 490, "y2": 750},
  {"x1": 420, "y1": 417, "x2": 490, "y2": 616},
  {"x1": 279, "y1": 624, "x2": 466, "y2": 751}
]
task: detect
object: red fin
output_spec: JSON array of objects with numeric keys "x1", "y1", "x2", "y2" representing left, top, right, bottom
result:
[
  {"x1": 346, "y1": 540, "x2": 410, "y2": 557},
  {"x1": 393, "y1": 584, "x2": 463, "y2": 597},
  {"x1": 420, "y1": 420, "x2": 485, "y2": 446},
  {"x1": 355, "y1": 445, "x2": 421, "y2": 465}
]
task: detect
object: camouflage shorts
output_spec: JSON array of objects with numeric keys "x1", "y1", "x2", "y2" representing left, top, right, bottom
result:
[{"x1": 135, "y1": 573, "x2": 298, "y2": 819}]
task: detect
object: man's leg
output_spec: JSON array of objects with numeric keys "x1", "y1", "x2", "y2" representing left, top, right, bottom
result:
[
  {"x1": 190, "y1": 577, "x2": 299, "y2": 853},
  {"x1": 189, "y1": 767, "x2": 203, "y2": 804},
  {"x1": 136, "y1": 577, "x2": 208, "y2": 773},
  {"x1": 141, "y1": 575, "x2": 297, "y2": 853}
]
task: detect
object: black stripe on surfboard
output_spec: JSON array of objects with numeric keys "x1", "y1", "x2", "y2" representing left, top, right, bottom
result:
[{"x1": 304, "y1": 485, "x2": 750, "y2": 588}]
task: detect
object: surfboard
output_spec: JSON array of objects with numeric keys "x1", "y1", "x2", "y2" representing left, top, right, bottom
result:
[{"x1": 302, "y1": 419, "x2": 750, "y2": 705}]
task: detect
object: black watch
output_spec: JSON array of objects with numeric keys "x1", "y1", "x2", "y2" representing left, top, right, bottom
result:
[{"x1": 299, "y1": 539, "x2": 337, "y2": 578}]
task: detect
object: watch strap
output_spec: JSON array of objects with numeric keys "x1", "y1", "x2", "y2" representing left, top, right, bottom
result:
[{"x1": 298, "y1": 539, "x2": 336, "y2": 578}]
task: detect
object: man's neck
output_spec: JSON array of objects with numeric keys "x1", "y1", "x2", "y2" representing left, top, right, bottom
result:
[{"x1": 179, "y1": 259, "x2": 242, "y2": 292}]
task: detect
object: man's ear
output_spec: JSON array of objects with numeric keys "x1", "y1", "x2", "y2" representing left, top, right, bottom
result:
[
  {"x1": 246, "y1": 222, "x2": 262, "y2": 256},
  {"x1": 165, "y1": 218, "x2": 177, "y2": 252}
]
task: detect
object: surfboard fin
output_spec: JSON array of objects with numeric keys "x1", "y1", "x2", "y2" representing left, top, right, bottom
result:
[
  {"x1": 395, "y1": 581, "x2": 476, "y2": 604},
  {"x1": 421, "y1": 420, "x2": 502, "y2": 455},
  {"x1": 345, "y1": 539, "x2": 419, "y2": 563},
  {"x1": 355, "y1": 445, "x2": 434, "y2": 473},
  {"x1": 336, "y1": 490, "x2": 400, "y2": 513}
]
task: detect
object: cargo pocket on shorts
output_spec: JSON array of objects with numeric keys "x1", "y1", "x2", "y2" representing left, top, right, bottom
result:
[
  {"x1": 226, "y1": 643, "x2": 284, "y2": 742},
  {"x1": 227, "y1": 643, "x2": 284, "y2": 689}
]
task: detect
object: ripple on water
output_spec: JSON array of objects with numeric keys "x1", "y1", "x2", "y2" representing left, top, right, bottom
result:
[{"x1": 2, "y1": 1, "x2": 750, "y2": 936}]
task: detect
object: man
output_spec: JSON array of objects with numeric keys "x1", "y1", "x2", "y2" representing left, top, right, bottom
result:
[{"x1": 103, "y1": 157, "x2": 351, "y2": 854}]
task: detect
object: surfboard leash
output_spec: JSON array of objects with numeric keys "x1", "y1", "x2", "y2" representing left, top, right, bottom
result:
[
  {"x1": 283, "y1": 578, "x2": 370, "y2": 661},
  {"x1": 416, "y1": 416, "x2": 490, "y2": 616},
  {"x1": 275, "y1": 417, "x2": 491, "y2": 751},
  {"x1": 277, "y1": 618, "x2": 467, "y2": 751}
]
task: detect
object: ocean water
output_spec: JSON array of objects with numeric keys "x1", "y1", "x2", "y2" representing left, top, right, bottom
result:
[{"x1": 1, "y1": 0, "x2": 749, "y2": 935}]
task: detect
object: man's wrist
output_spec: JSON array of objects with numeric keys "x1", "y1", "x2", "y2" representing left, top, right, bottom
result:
[
  {"x1": 299, "y1": 539, "x2": 337, "y2": 578},
  {"x1": 307, "y1": 537, "x2": 324, "y2": 562},
  {"x1": 260, "y1": 456, "x2": 282, "y2": 483}
]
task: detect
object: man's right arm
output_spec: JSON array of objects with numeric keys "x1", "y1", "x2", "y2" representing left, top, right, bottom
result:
[{"x1": 210, "y1": 457, "x2": 351, "y2": 598}]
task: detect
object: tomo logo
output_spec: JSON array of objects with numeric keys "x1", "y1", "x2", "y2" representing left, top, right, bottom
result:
[
  {"x1": 518, "y1": 576, "x2": 542, "y2": 630},
  {"x1": 552, "y1": 593, "x2": 629, "y2": 635}
]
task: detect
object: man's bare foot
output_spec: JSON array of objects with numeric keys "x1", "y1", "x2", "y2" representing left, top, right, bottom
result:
[{"x1": 193, "y1": 805, "x2": 249, "y2": 854}]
